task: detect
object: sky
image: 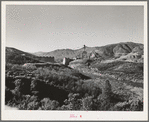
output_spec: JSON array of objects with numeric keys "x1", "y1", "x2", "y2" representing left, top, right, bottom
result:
[{"x1": 6, "y1": 5, "x2": 144, "y2": 53}]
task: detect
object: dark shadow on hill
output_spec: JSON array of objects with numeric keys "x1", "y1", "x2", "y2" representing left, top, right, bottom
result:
[
  {"x1": 31, "y1": 79, "x2": 69, "y2": 105},
  {"x1": 6, "y1": 77, "x2": 69, "y2": 106},
  {"x1": 110, "y1": 94, "x2": 125, "y2": 103}
]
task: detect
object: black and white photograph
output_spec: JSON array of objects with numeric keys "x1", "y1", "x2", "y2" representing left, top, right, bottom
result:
[{"x1": 1, "y1": 1, "x2": 148, "y2": 121}]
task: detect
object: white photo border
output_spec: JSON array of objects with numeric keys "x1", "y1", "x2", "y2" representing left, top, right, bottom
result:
[{"x1": 1, "y1": 1, "x2": 148, "y2": 121}]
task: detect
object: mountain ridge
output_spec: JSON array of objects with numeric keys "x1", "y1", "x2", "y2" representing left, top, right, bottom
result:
[
  {"x1": 6, "y1": 42, "x2": 143, "y2": 64},
  {"x1": 32, "y1": 42, "x2": 143, "y2": 59}
]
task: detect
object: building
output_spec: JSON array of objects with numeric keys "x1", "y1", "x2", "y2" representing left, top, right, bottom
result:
[
  {"x1": 63, "y1": 57, "x2": 73, "y2": 66},
  {"x1": 82, "y1": 45, "x2": 88, "y2": 59}
]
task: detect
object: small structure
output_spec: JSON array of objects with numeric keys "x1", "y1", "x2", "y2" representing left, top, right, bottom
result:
[
  {"x1": 63, "y1": 57, "x2": 72, "y2": 66},
  {"x1": 82, "y1": 45, "x2": 88, "y2": 59}
]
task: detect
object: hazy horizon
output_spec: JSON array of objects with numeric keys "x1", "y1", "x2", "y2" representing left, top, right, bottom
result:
[{"x1": 6, "y1": 5, "x2": 144, "y2": 53}]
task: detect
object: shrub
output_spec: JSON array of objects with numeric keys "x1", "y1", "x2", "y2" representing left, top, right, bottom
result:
[
  {"x1": 14, "y1": 78, "x2": 31, "y2": 95},
  {"x1": 40, "y1": 98, "x2": 59, "y2": 110},
  {"x1": 110, "y1": 97, "x2": 143, "y2": 111},
  {"x1": 6, "y1": 63, "x2": 14, "y2": 70},
  {"x1": 96, "y1": 94, "x2": 111, "y2": 110},
  {"x1": 27, "y1": 101, "x2": 40, "y2": 110},
  {"x1": 102, "y1": 80, "x2": 112, "y2": 101},
  {"x1": 11, "y1": 64, "x2": 24, "y2": 71},
  {"x1": 61, "y1": 93, "x2": 82, "y2": 110},
  {"x1": 130, "y1": 97, "x2": 143, "y2": 111},
  {"x1": 80, "y1": 82, "x2": 102, "y2": 98},
  {"x1": 82, "y1": 96, "x2": 93, "y2": 110},
  {"x1": 94, "y1": 80, "x2": 112, "y2": 110},
  {"x1": 18, "y1": 95, "x2": 39, "y2": 110},
  {"x1": 23, "y1": 63, "x2": 37, "y2": 71}
]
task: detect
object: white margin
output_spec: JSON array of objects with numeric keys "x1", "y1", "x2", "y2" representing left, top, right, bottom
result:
[{"x1": 1, "y1": 1, "x2": 148, "y2": 121}]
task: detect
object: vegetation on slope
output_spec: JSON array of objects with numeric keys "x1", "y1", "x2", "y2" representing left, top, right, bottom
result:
[
  {"x1": 5, "y1": 63, "x2": 143, "y2": 111},
  {"x1": 5, "y1": 42, "x2": 144, "y2": 110},
  {"x1": 6, "y1": 47, "x2": 42, "y2": 64}
]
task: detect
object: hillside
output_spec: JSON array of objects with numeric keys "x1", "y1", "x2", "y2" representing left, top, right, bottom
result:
[
  {"x1": 6, "y1": 42, "x2": 143, "y2": 64},
  {"x1": 6, "y1": 47, "x2": 42, "y2": 64},
  {"x1": 6, "y1": 47, "x2": 36, "y2": 58},
  {"x1": 33, "y1": 42, "x2": 143, "y2": 61},
  {"x1": 5, "y1": 56, "x2": 143, "y2": 111},
  {"x1": 5, "y1": 42, "x2": 144, "y2": 111}
]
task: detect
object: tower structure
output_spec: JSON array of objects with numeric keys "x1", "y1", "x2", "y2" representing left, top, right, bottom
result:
[
  {"x1": 83, "y1": 45, "x2": 86, "y2": 51},
  {"x1": 82, "y1": 45, "x2": 88, "y2": 59}
]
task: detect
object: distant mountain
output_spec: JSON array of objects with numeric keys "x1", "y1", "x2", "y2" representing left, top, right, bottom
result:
[
  {"x1": 33, "y1": 42, "x2": 143, "y2": 60},
  {"x1": 6, "y1": 42, "x2": 143, "y2": 64},
  {"x1": 33, "y1": 51, "x2": 45, "y2": 56}
]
